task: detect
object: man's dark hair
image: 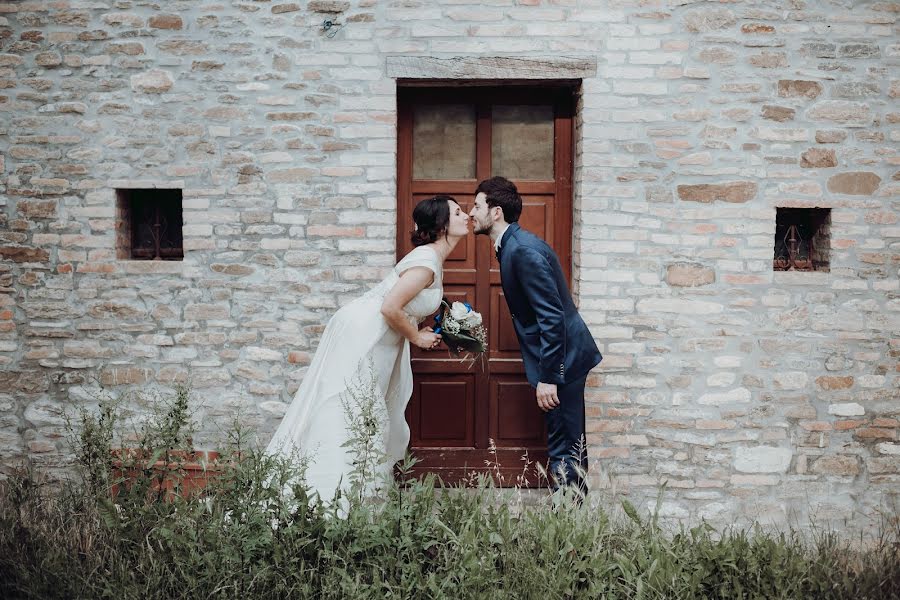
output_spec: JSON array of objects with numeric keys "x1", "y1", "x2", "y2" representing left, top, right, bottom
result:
[{"x1": 476, "y1": 176, "x2": 522, "y2": 223}]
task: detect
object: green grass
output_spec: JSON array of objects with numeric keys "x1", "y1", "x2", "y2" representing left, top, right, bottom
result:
[{"x1": 1, "y1": 384, "x2": 897, "y2": 599}]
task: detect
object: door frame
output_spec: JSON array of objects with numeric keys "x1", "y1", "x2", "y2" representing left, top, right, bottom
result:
[{"x1": 396, "y1": 83, "x2": 578, "y2": 485}]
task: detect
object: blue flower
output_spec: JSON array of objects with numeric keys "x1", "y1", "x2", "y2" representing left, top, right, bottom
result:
[
  {"x1": 434, "y1": 313, "x2": 442, "y2": 323},
  {"x1": 434, "y1": 327, "x2": 442, "y2": 335},
  {"x1": 463, "y1": 302, "x2": 472, "y2": 311}
]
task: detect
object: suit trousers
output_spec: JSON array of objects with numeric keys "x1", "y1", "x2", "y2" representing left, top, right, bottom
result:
[{"x1": 545, "y1": 374, "x2": 588, "y2": 495}]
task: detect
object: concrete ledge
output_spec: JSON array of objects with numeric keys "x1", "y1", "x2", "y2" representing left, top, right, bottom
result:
[{"x1": 387, "y1": 55, "x2": 597, "y2": 80}]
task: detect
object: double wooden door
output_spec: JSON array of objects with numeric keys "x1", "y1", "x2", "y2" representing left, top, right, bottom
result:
[{"x1": 397, "y1": 86, "x2": 574, "y2": 485}]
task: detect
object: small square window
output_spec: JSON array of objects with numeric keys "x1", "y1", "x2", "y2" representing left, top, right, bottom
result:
[
  {"x1": 773, "y1": 207, "x2": 830, "y2": 272},
  {"x1": 116, "y1": 189, "x2": 183, "y2": 261}
]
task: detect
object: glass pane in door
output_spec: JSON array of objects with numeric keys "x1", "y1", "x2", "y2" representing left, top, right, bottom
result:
[
  {"x1": 413, "y1": 104, "x2": 476, "y2": 180},
  {"x1": 491, "y1": 104, "x2": 554, "y2": 180}
]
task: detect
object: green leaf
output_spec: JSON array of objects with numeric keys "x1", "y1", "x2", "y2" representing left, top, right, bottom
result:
[
  {"x1": 622, "y1": 499, "x2": 642, "y2": 526},
  {"x1": 98, "y1": 498, "x2": 120, "y2": 529}
]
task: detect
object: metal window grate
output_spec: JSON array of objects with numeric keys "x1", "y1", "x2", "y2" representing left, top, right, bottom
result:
[
  {"x1": 117, "y1": 189, "x2": 184, "y2": 261},
  {"x1": 773, "y1": 207, "x2": 830, "y2": 272}
]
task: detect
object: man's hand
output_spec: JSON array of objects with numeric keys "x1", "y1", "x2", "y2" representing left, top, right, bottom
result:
[{"x1": 536, "y1": 382, "x2": 559, "y2": 412}]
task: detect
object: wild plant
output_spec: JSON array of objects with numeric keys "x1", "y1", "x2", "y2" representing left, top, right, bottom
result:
[{"x1": 1, "y1": 380, "x2": 897, "y2": 599}]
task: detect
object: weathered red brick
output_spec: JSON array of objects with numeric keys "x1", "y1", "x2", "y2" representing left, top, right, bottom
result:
[
  {"x1": 148, "y1": 14, "x2": 183, "y2": 29},
  {"x1": 854, "y1": 428, "x2": 896, "y2": 440},
  {"x1": 778, "y1": 80, "x2": 823, "y2": 99},
  {"x1": 811, "y1": 455, "x2": 859, "y2": 476},
  {"x1": 0, "y1": 246, "x2": 49, "y2": 262},
  {"x1": 742, "y1": 23, "x2": 775, "y2": 33},
  {"x1": 827, "y1": 172, "x2": 881, "y2": 195},
  {"x1": 762, "y1": 105, "x2": 795, "y2": 122},
  {"x1": 677, "y1": 181, "x2": 757, "y2": 203},
  {"x1": 834, "y1": 421, "x2": 865, "y2": 431},
  {"x1": 100, "y1": 367, "x2": 152, "y2": 386},
  {"x1": 666, "y1": 262, "x2": 715, "y2": 287},
  {"x1": 272, "y1": 3, "x2": 302, "y2": 13},
  {"x1": 816, "y1": 376, "x2": 854, "y2": 390},
  {"x1": 210, "y1": 263, "x2": 255, "y2": 276},
  {"x1": 800, "y1": 421, "x2": 833, "y2": 432},
  {"x1": 801, "y1": 148, "x2": 837, "y2": 168}
]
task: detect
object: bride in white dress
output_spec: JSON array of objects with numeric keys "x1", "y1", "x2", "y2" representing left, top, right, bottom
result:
[{"x1": 266, "y1": 195, "x2": 470, "y2": 504}]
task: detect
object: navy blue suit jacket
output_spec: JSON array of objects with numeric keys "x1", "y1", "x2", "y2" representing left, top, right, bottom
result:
[{"x1": 498, "y1": 223, "x2": 602, "y2": 387}]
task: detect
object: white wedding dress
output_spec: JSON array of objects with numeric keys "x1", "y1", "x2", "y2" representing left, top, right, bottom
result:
[{"x1": 266, "y1": 245, "x2": 443, "y2": 503}]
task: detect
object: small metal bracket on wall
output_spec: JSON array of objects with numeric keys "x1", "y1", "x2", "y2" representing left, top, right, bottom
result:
[{"x1": 322, "y1": 19, "x2": 342, "y2": 38}]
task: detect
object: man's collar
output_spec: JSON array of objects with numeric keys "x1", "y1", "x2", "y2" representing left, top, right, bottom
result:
[{"x1": 494, "y1": 223, "x2": 510, "y2": 252}]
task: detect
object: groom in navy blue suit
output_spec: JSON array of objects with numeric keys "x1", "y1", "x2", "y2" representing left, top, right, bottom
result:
[{"x1": 470, "y1": 177, "x2": 602, "y2": 497}]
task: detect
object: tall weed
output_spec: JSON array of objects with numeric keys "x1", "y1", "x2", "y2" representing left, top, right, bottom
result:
[{"x1": 1, "y1": 379, "x2": 897, "y2": 599}]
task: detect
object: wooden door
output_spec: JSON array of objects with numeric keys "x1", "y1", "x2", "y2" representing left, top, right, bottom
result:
[{"x1": 397, "y1": 86, "x2": 574, "y2": 486}]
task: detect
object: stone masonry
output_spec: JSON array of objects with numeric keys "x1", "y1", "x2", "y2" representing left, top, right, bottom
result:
[{"x1": 0, "y1": 1, "x2": 898, "y2": 534}]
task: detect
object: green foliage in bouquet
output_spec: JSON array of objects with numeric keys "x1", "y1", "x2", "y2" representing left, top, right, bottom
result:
[{"x1": 434, "y1": 298, "x2": 487, "y2": 357}]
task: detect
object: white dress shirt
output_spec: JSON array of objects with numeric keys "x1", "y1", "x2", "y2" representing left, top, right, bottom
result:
[{"x1": 494, "y1": 223, "x2": 510, "y2": 254}]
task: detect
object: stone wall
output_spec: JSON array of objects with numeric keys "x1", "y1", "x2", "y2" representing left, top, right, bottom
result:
[{"x1": 0, "y1": 1, "x2": 897, "y2": 534}]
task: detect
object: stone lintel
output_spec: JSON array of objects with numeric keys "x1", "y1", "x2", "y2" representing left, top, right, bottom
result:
[
  {"x1": 109, "y1": 180, "x2": 186, "y2": 189},
  {"x1": 387, "y1": 55, "x2": 597, "y2": 80}
]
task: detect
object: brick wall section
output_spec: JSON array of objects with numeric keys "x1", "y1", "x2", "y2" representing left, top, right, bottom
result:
[{"x1": 0, "y1": 1, "x2": 897, "y2": 533}]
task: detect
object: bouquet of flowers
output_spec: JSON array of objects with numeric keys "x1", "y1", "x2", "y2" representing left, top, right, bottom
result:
[{"x1": 433, "y1": 299, "x2": 487, "y2": 358}]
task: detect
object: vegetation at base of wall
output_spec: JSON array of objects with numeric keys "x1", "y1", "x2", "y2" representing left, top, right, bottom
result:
[{"x1": 1, "y1": 383, "x2": 897, "y2": 600}]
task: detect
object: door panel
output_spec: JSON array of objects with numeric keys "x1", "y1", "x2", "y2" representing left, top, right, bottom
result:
[
  {"x1": 412, "y1": 376, "x2": 475, "y2": 446},
  {"x1": 492, "y1": 377, "x2": 546, "y2": 445},
  {"x1": 398, "y1": 85, "x2": 574, "y2": 486},
  {"x1": 519, "y1": 196, "x2": 555, "y2": 248},
  {"x1": 491, "y1": 288, "x2": 522, "y2": 356}
]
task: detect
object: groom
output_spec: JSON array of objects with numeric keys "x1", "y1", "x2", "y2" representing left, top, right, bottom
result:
[{"x1": 469, "y1": 177, "x2": 602, "y2": 497}]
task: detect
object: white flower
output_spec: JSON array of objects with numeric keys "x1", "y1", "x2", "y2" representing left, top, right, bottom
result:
[
  {"x1": 449, "y1": 301, "x2": 471, "y2": 322},
  {"x1": 463, "y1": 310, "x2": 482, "y2": 327}
]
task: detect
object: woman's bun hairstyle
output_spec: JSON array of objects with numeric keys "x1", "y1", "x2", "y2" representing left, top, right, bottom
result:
[{"x1": 411, "y1": 195, "x2": 454, "y2": 247}]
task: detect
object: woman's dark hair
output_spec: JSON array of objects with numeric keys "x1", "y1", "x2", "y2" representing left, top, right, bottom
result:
[
  {"x1": 475, "y1": 176, "x2": 522, "y2": 223},
  {"x1": 411, "y1": 195, "x2": 455, "y2": 246}
]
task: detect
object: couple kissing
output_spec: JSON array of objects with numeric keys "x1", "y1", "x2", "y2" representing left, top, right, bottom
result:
[{"x1": 266, "y1": 176, "x2": 602, "y2": 509}]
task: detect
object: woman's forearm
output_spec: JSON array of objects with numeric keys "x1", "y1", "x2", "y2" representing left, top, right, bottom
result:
[{"x1": 381, "y1": 306, "x2": 419, "y2": 342}]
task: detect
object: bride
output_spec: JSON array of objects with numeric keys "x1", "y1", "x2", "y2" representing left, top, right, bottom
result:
[{"x1": 266, "y1": 195, "x2": 470, "y2": 505}]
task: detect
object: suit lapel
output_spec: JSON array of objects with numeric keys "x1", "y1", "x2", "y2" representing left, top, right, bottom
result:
[{"x1": 500, "y1": 223, "x2": 518, "y2": 252}]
